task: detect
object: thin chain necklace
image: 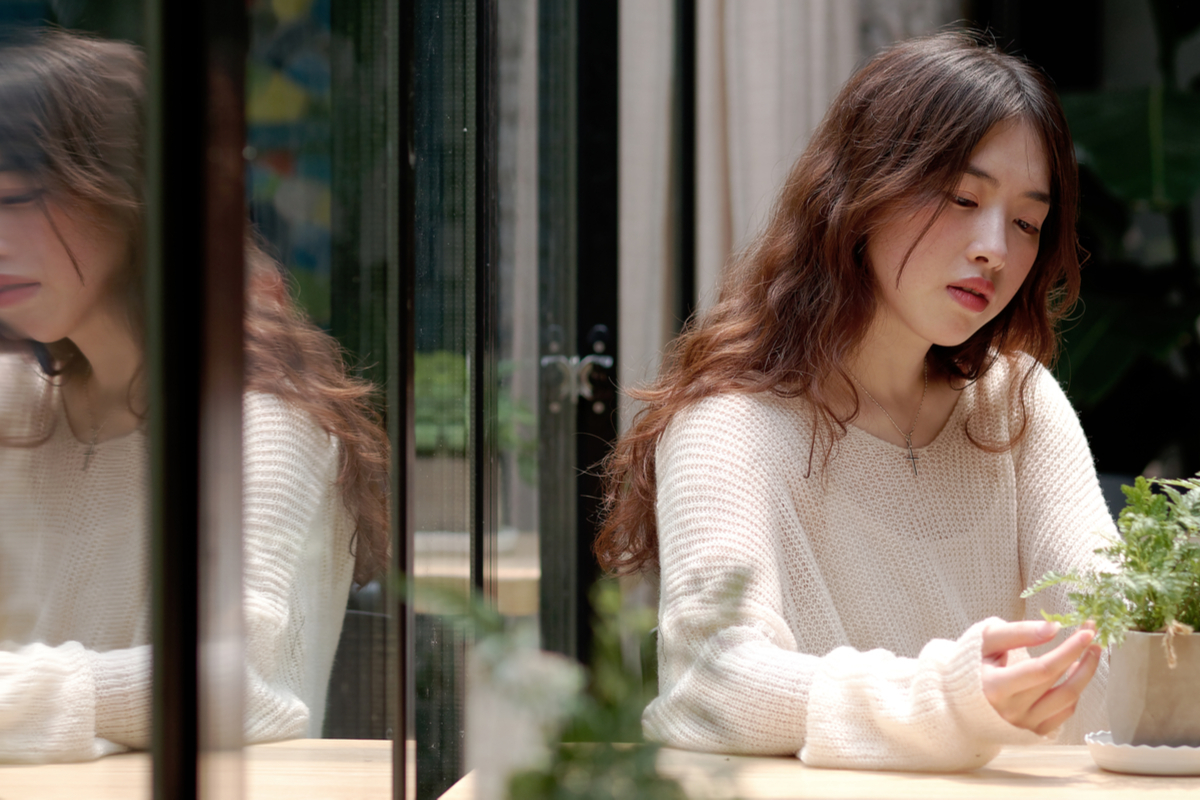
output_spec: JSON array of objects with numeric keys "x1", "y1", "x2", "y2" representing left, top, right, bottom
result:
[
  {"x1": 850, "y1": 358, "x2": 928, "y2": 477},
  {"x1": 81, "y1": 370, "x2": 109, "y2": 471}
]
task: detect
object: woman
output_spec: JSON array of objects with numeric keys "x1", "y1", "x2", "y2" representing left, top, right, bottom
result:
[
  {"x1": 0, "y1": 30, "x2": 389, "y2": 761},
  {"x1": 597, "y1": 31, "x2": 1112, "y2": 771}
]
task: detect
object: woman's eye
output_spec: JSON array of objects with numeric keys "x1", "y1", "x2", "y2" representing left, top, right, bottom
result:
[
  {"x1": 951, "y1": 194, "x2": 976, "y2": 208},
  {"x1": 0, "y1": 190, "x2": 41, "y2": 206},
  {"x1": 1016, "y1": 219, "x2": 1040, "y2": 235}
]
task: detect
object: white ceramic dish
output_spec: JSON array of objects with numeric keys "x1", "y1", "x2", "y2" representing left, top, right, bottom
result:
[{"x1": 1086, "y1": 731, "x2": 1200, "y2": 776}]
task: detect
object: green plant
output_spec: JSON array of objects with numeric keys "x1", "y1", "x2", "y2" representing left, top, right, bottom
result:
[
  {"x1": 414, "y1": 352, "x2": 537, "y2": 485},
  {"x1": 415, "y1": 351, "x2": 470, "y2": 454},
  {"x1": 506, "y1": 580, "x2": 692, "y2": 800},
  {"x1": 405, "y1": 577, "x2": 701, "y2": 799},
  {"x1": 497, "y1": 360, "x2": 538, "y2": 488},
  {"x1": 1022, "y1": 475, "x2": 1200, "y2": 647}
]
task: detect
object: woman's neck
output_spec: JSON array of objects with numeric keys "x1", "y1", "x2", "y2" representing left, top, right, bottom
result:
[
  {"x1": 843, "y1": 312, "x2": 960, "y2": 452},
  {"x1": 62, "y1": 310, "x2": 144, "y2": 443},
  {"x1": 847, "y1": 317, "x2": 930, "y2": 409}
]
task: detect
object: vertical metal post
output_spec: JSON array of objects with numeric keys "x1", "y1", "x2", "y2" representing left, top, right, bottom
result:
[
  {"x1": 537, "y1": 0, "x2": 580, "y2": 661},
  {"x1": 573, "y1": 0, "x2": 620, "y2": 672},
  {"x1": 672, "y1": 0, "x2": 696, "y2": 326},
  {"x1": 146, "y1": 1, "x2": 247, "y2": 797},
  {"x1": 391, "y1": 0, "x2": 416, "y2": 796},
  {"x1": 473, "y1": 0, "x2": 500, "y2": 605}
]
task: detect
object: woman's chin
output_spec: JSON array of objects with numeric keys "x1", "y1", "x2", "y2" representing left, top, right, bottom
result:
[{"x1": 929, "y1": 326, "x2": 983, "y2": 349}]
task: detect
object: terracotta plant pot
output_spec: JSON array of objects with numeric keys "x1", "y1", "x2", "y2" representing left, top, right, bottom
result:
[{"x1": 1107, "y1": 631, "x2": 1200, "y2": 747}]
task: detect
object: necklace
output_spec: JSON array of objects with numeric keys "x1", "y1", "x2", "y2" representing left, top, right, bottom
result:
[
  {"x1": 81, "y1": 371, "x2": 109, "y2": 471},
  {"x1": 850, "y1": 358, "x2": 928, "y2": 477}
]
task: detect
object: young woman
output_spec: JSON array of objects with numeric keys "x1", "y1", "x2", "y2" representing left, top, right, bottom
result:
[
  {"x1": 0, "y1": 30, "x2": 389, "y2": 761},
  {"x1": 597, "y1": 31, "x2": 1113, "y2": 772}
]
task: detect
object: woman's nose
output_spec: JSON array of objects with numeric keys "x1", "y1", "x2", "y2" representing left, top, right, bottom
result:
[{"x1": 968, "y1": 210, "x2": 1007, "y2": 268}]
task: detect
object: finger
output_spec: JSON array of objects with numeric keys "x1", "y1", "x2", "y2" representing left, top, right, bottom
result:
[
  {"x1": 1033, "y1": 702, "x2": 1078, "y2": 737},
  {"x1": 1008, "y1": 642, "x2": 1099, "y2": 710},
  {"x1": 993, "y1": 629, "x2": 1096, "y2": 695},
  {"x1": 1005, "y1": 672, "x2": 1066, "y2": 717},
  {"x1": 981, "y1": 620, "x2": 1061, "y2": 657},
  {"x1": 1049, "y1": 641, "x2": 1101, "y2": 686},
  {"x1": 1025, "y1": 644, "x2": 1102, "y2": 724}
]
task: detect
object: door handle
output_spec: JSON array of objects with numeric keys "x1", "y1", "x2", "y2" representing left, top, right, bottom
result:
[{"x1": 540, "y1": 353, "x2": 614, "y2": 408}]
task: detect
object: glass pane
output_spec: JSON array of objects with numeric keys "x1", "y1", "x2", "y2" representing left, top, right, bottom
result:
[
  {"x1": 412, "y1": 0, "x2": 476, "y2": 795},
  {"x1": 243, "y1": 0, "x2": 395, "y2": 792},
  {"x1": 0, "y1": 5, "x2": 148, "y2": 787},
  {"x1": 496, "y1": 0, "x2": 539, "y2": 631}
]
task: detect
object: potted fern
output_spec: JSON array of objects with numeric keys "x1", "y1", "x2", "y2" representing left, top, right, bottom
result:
[{"x1": 1023, "y1": 475, "x2": 1200, "y2": 747}]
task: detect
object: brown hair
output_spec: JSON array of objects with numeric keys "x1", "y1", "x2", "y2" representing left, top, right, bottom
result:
[
  {"x1": 0, "y1": 28, "x2": 389, "y2": 583},
  {"x1": 596, "y1": 30, "x2": 1082, "y2": 575}
]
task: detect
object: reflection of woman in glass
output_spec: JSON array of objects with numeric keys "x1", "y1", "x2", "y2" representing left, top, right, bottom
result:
[
  {"x1": 598, "y1": 32, "x2": 1111, "y2": 771},
  {"x1": 0, "y1": 30, "x2": 388, "y2": 761}
]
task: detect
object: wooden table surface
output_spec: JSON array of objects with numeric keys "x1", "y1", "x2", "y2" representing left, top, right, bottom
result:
[
  {"x1": 440, "y1": 745, "x2": 1200, "y2": 799},
  {"x1": 0, "y1": 739, "x2": 393, "y2": 800}
]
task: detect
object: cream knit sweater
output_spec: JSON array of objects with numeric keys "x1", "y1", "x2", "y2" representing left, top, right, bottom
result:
[
  {"x1": 643, "y1": 355, "x2": 1114, "y2": 771},
  {"x1": 0, "y1": 355, "x2": 355, "y2": 762}
]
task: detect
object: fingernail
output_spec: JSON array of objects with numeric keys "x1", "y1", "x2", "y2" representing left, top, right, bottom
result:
[{"x1": 1039, "y1": 621, "x2": 1061, "y2": 637}]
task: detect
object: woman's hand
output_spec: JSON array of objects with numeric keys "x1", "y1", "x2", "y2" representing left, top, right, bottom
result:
[{"x1": 980, "y1": 619, "x2": 1102, "y2": 736}]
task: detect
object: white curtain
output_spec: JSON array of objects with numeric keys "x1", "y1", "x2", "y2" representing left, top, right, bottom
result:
[
  {"x1": 695, "y1": 0, "x2": 858, "y2": 311},
  {"x1": 618, "y1": 0, "x2": 677, "y2": 424}
]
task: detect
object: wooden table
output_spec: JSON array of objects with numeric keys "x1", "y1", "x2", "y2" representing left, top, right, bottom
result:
[
  {"x1": 0, "y1": 739, "x2": 393, "y2": 800},
  {"x1": 439, "y1": 745, "x2": 1200, "y2": 799}
]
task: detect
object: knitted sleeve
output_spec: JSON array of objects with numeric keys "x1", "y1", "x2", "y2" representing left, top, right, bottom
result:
[
  {"x1": 240, "y1": 392, "x2": 354, "y2": 743},
  {"x1": 0, "y1": 643, "x2": 143, "y2": 762},
  {"x1": 1012, "y1": 362, "x2": 1116, "y2": 743},
  {"x1": 644, "y1": 394, "x2": 1041, "y2": 772},
  {"x1": 99, "y1": 394, "x2": 354, "y2": 745},
  {"x1": 0, "y1": 393, "x2": 352, "y2": 762}
]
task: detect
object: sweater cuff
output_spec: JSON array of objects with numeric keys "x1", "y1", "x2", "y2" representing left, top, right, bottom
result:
[
  {"x1": 0, "y1": 642, "x2": 123, "y2": 763},
  {"x1": 944, "y1": 618, "x2": 1046, "y2": 749},
  {"x1": 88, "y1": 646, "x2": 151, "y2": 749},
  {"x1": 800, "y1": 617, "x2": 1042, "y2": 772}
]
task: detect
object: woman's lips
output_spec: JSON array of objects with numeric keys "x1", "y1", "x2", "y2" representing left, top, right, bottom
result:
[
  {"x1": 947, "y1": 277, "x2": 994, "y2": 313},
  {"x1": 0, "y1": 281, "x2": 40, "y2": 308}
]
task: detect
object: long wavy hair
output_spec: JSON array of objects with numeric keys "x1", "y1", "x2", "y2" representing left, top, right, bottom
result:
[
  {"x1": 0, "y1": 28, "x2": 389, "y2": 584},
  {"x1": 596, "y1": 31, "x2": 1082, "y2": 575}
]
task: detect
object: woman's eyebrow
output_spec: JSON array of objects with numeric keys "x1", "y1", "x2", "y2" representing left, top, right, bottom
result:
[{"x1": 963, "y1": 165, "x2": 1051, "y2": 205}]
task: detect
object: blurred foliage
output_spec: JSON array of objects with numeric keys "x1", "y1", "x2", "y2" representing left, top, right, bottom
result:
[
  {"x1": 1055, "y1": 1, "x2": 1200, "y2": 476},
  {"x1": 1063, "y1": 88, "x2": 1200, "y2": 207},
  {"x1": 498, "y1": 360, "x2": 539, "y2": 487},
  {"x1": 405, "y1": 578, "x2": 699, "y2": 800},
  {"x1": 415, "y1": 351, "x2": 537, "y2": 485},
  {"x1": 415, "y1": 351, "x2": 469, "y2": 454},
  {"x1": 507, "y1": 579, "x2": 694, "y2": 800}
]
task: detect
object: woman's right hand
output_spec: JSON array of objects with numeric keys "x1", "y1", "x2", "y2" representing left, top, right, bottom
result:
[{"x1": 979, "y1": 619, "x2": 1102, "y2": 736}]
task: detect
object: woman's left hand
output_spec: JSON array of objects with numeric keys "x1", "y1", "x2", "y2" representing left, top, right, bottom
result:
[{"x1": 979, "y1": 619, "x2": 1102, "y2": 736}]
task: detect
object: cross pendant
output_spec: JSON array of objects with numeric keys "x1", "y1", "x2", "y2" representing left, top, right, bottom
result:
[{"x1": 904, "y1": 440, "x2": 919, "y2": 477}]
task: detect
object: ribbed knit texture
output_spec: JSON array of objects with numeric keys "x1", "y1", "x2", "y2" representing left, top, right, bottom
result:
[
  {"x1": 643, "y1": 354, "x2": 1114, "y2": 771},
  {"x1": 0, "y1": 354, "x2": 355, "y2": 762}
]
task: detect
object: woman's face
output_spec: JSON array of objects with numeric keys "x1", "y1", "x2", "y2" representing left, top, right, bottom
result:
[
  {"x1": 0, "y1": 171, "x2": 128, "y2": 344},
  {"x1": 865, "y1": 119, "x2": 1051, "y2": 349}
]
